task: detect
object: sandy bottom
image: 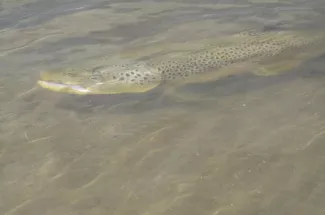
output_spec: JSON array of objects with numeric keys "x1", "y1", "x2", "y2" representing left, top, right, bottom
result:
[{"x1": 1, "y1": 0, "x2": 325, "y2": 214}]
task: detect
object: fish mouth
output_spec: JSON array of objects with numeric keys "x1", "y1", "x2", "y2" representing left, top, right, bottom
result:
[{"x1": 37, "y1": 80, "x2": 92, "y2": 95}]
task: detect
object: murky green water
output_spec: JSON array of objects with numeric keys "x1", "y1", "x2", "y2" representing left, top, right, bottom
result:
[{"x1": 1, "y1": 0, "x2": 325, "y2": 214}]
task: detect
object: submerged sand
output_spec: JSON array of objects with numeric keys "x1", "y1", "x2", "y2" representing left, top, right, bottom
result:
[{"x1": 1, "y1": 0, "x2": 325, "y2": 214}]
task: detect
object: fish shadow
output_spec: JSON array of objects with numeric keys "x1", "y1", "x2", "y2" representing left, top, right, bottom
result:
[{"x1": 55, "y1": 54, "x2": 325, "y2": 114}]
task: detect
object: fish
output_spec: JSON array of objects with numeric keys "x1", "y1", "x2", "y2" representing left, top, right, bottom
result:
[{"x1": 38, "y1": 29, "x2": 325, "y2": 97}]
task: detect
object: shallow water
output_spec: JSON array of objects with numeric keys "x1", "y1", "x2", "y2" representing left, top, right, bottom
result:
[{"x1": 1, "y1": 0, "x2": 325, "y2": 214}]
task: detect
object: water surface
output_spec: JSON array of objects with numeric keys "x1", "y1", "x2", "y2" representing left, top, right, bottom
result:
[{"x1": 1, "y1": 0, "x2": 325, "y2": 214}]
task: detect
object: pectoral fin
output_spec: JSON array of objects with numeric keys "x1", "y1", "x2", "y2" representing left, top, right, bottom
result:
[
  {"x1": 161, "y1": 83, "x2": 218, "y2": 102},
  {"x1": 252, "y1": 44, "x2": 325, "y2": 76},
  {"x1": 181, "y1": 61, "x2": 257, "y2": 85},
  {"x1": 159, "y1": 62, "x2": 256, "y2": 102},
  {"x1": 251, "y1": 60, "x2": 302, "y2": 76}
]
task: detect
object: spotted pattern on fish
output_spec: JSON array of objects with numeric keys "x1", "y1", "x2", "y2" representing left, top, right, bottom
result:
[
  {"x1": 115, "y1": 32, "x2": 323, "y2": 84},
  {"x1": 38, "y1": 30, "x2": 325, "y2": 95}
]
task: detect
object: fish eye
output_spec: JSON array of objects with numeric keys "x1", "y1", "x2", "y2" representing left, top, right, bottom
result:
[
  {"x1": 92, "y1": 66, "x2": 106, "y2": 74},
  {"x1": 67, "y1": 72, "x2": 74, "y2": 77},
  {"x1": 90, "y1": 74, "x2": 104, "y2": 82}
]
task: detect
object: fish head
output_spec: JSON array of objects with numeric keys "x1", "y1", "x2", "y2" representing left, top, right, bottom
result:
[{"x1": 38, "y1": 63, "x2": 162, "y2": 95}]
